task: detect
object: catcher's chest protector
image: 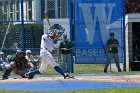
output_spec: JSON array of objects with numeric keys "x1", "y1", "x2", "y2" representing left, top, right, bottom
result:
[{"x1": 15, "y1": 58, "x2": 27, "y2": 70}]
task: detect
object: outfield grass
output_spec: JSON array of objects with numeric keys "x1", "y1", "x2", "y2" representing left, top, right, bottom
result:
[
  {"x1": 23, "y1": 64, "x2": 103, "y2": 75},
  {"x1": 0, "y1": 63, "x2": 140, "y2": 76},
  {"x1": 74, "y1": 64, "x2": 104, "y2": 74},
  {"x1": 43, "y1": 64, "x2": 140, "y2": 75},
  {"x1": 0, "y1": 88, "x2": 140, "y2": 93},
  {"x1": 43, "y1": 64, "x2": 104, "y2": 75}
]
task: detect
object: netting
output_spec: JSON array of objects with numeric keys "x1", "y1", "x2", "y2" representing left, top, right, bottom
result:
[
  {"x1": 0, "y1": 0, "x2": 68, "y2": 52},
  {"x1": 0, "y1": 0, "x2": 72, "y2": 75}
]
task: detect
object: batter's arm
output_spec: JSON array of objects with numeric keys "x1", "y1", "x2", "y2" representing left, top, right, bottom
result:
[{"x1": 44, "y1": 11, "x2": 51, "y2": 27}]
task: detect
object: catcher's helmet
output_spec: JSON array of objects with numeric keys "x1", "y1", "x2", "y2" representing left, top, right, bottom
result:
[{"x1": 16, "y1": 50, "x2": 25, "y2": 56}]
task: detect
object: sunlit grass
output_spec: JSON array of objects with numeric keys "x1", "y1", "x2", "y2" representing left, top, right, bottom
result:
[{"x1": 1, "y1": 88, "x2": 140, "y2": 93}]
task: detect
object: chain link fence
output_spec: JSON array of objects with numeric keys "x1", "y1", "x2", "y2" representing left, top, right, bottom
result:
[
  {"x1": 0, "y1": 0, "x2": 74, "y2": 76},
  {"x1": 0, "y1": 0, "x2": 137, "y2": 76}
]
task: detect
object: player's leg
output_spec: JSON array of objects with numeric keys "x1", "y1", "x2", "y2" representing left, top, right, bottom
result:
[
  {"x1": 54, "y1": 66, "x2": 66, "y2": 79},
  {"x1": 65, "y1": 54, "x2": 74, "y2": 78},
  {"x1": 46, "y1": 52, "x2": 66, "y2": 78},
  {"x1": 114, "y1": 54, "x2": 122, "y2": 72},
  {"x1": 16, "y1": 69, "x2": 28, "y2": 78},
  {"x1": 1, "y1": 62, "x2": 6, "y2": 72},
  {"x1": 45, "y1": 51, "x2": 57, "y2": 67},
  {"x1": 2, "y1": 68, "x2": 12, "y2": 79},
  {"x1": 2, "y1": 61, "x2": 15, "y2": 79},
  {"x1": 104, "y1": 53, "x2": 113, "y2": 73},
  {"x1": 39, "y1": 59, "x2": 49, "y2": 73},
  {"x1": 66, "y1": 54, "x2": 71, "y2": 73},
  {"x1": 25, "y1": 60, "x2": 48, "y2": 79},
  {"x1": 61, "y1": 54, "x2": 67, "y2": 73}
]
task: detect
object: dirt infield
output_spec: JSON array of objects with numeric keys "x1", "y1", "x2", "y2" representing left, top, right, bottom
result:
[
  {"x1": 0, "y1": 74, "x2": 140, "y2": 84},
  {"x1": 78, "y1": 75, "x2": 140, "y2": 83}
]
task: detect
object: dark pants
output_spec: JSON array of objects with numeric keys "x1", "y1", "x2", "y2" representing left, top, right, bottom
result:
[
  {"x1": 104, "y1": 53, "x2": 121, "y2": 71},
  {"x1": 61, "y1": 54, "x2": 71, "y2": 73}
]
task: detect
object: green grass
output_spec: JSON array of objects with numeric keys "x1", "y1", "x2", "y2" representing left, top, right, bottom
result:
[
  {"x1": 0, "y1": 63, "x2": 140, "y2": 76},
  {"x1": 74, "y1": 64, "x2": 104, "y2": 74},
  {"x1": 43, "y1": 64, "x2": 140, "y2": 75},
  {"x1": 42, "y1": 64, "x2": 104, "y2": 75},
  {"x1": 0, "y1": 88, "x2": 140, "y2": 93},
  {"x1": 37, "y1": 64, "x2": 105, "y2": 76}
]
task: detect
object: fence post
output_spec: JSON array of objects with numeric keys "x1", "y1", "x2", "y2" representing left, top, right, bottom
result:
[
  {"x1": 68, "y1": 0, "x2": 74, "y2": 73},
  {"x1": 21, "y1": 0, "x2": 25, "y2": 51},
  {"x1": 123, "y1": 0, "x2": 126, "y2": 71}
]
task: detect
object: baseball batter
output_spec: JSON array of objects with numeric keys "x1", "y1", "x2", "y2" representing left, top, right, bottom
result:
[{"x1": 25, "y1": 31, "x2": 66, "y2": 79}]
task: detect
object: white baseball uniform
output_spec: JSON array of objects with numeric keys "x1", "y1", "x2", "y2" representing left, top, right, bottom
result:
[{"x1": 39, "y1": 34, "x2": 57, "y2": 73}]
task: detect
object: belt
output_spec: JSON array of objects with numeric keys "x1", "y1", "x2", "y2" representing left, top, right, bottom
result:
[
  {"x1": 41, "y1": 47, "x2": 48, "y2": 50},
  {"x1": 45, "y1": 48, "x2": 51, "y2": 52},
  {"x1": 41, "y1": 48, "x2": 51, "y2": 52}
]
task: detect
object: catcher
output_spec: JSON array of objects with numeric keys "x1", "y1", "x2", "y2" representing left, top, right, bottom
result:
[{"x1": 2, "y1": 50, "x2": 34, "y2": 80}]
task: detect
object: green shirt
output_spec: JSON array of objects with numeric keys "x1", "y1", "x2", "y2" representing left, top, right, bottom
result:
[
  {"x1": 59, "y1": 40, "x2": 72, "y2": 54},
  {"x1": 7, "y1": 55, "x2": 16, "y2": 62},
  {"x1": 107, "y1": 39, "x2": 119, "y2": 54}
]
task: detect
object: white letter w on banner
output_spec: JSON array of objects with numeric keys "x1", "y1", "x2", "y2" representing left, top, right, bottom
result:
[{"x1": 79, "y1": 3, "x2": 115, "y2": 45}]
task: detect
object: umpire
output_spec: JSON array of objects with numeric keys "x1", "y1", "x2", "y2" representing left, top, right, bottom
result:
[{"x1": 2, "y1": 50, "x2": 34, "y2": 79}]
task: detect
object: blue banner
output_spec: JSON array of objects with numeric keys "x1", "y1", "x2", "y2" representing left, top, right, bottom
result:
[{"x1": 74, "y1": 0, "x2": 124, "y2": 64}]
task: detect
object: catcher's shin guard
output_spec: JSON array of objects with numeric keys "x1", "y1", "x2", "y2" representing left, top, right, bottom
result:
[{"x1": 2, "y1": 68, "x2": 12, "y2": 80}]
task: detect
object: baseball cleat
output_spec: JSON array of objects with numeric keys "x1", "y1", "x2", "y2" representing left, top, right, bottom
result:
[
  {"x1": 104, "y1": 70, "x2": 107, "y2": 73},
  {"x1": 65, "y1": 74, "x2": 75, "y2": 79},
  {"x1": 118, "y1": 69, "x2": 122, "y2": 72},
  {"x1": 2, "y1": 75, "x2": 8, "y2": 80}
]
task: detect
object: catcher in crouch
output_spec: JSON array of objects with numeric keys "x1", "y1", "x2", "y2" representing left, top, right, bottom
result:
[
  {"x1": 2, "y1": 50, "x2": 34, "y2": 79},
  {"x1": 25, "y1": 30, "x2": 66, "y2": 79}
]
